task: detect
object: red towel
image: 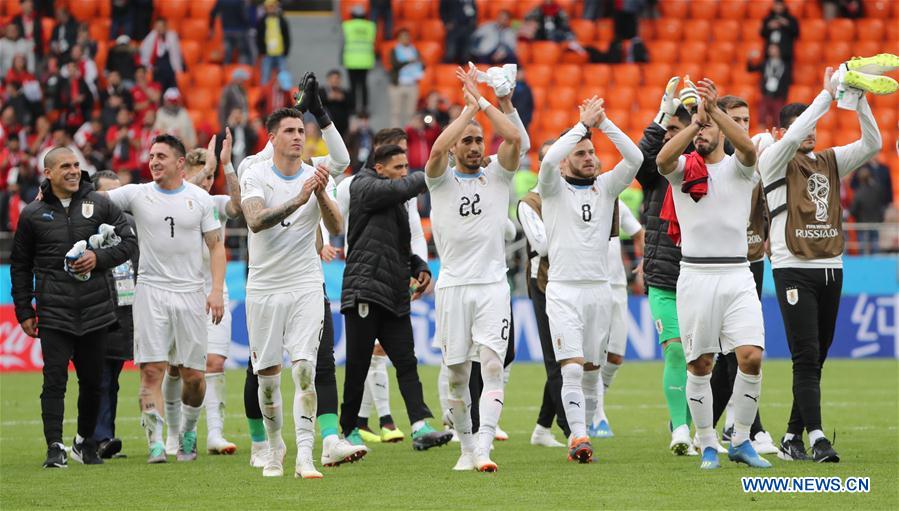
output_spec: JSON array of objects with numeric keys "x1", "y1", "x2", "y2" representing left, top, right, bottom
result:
[{"x1": 660, "y1": 151, "x2": 709, "y2": 246}]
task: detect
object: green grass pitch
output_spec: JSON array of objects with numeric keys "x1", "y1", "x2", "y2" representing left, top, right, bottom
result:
[{"x1": 1, "y1": 360, "x2": 896, "y2": 510}]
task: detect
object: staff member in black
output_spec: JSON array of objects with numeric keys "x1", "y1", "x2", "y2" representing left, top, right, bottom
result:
[
  {"x1": 11, "y1": 147, "x2": 137, "y2": 468},
  {"x1": 339, "y1": 144, "x2": 452, "y2": 450},
  {"x1": 90, "y1": 170, "x2": 138, "y2": 459}
]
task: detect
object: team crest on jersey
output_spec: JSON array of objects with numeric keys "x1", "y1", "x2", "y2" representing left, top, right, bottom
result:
[
  {"x1": 186, "y1": 199, "x2": 195, "y2": 210},
  {"x1": 358, "y1": 303, "x2": 369, "y2": 318},
  {"x1": 81, "y1": 201, "x2": 94, "y2": 218},
  {"x1": 555, "y1": 336, "x2": 562, "y2": 350},
  {"x1": 655, "y1": 319, "x2": 663, "y2": 335},
  {"x1": 786, "y1": 288, "x2": 799, "y2": 306}
]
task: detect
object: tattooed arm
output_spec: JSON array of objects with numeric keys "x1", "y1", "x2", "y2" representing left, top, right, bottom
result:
[{"x1": 204, "y1": 228, "x2": 226, "y2": 324}]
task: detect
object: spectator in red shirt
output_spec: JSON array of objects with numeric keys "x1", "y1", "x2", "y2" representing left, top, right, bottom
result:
[
  {"x1": 106, "y1": 107, "x2": 140, "y2": 175},
  {"x1": 131, "y1": 66, "x2": 161, "y2": 125},
  {"x1": 56, "y1": 62, "x2": 93, "y2": 131},
  {"x1": 12, "y1": 0, "x2": 44, "y2": 59},
  {"x1": 404, "y1": 111, "x2": 440, "y2": 171}
]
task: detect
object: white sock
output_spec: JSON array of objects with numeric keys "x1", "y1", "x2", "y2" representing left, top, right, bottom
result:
[
  {"x1": 291, "y1": 361, "x2": 317, "y2": 455},
  {"x1": 141, "y1": 408, "x2": 164, "y2": 446},
  {"x1": 808, "y1": 429, "x2": 825, "y2": 445},
  {"x1": 180, "y1": 403, "x2": 202, "y2": 435},
  {"x1": 447, "y1": 362, "x2": 474, "y2": 452},
  {"x1": 257, "y1": 373, "x2": 283, "y2": 449},
  {"x1": 359, "y1": 373, "x2": 373, "y2": 420},
  {"x1": 75, "y1": 434, "x2": 84, "y2": 444},
  {"x1": 437, "y1": 363, "x2": 451, "y2": 423},
  {"x1": 204, "y1": 372, "x2": 226, "y2": 438},
  {"x1": 369, "y1": 354, "x2": 391, "y2": 418},
  {"x1": 476, "y1": 348, "x2": 505, "y2": 455},
  {"x1": 411, "y1": 420, "x2": 426, "y2": 433},
  {"x1": 503, "y1": 365, "x2": 511, "y2": 386},
  {"x1": 561, "y1": 364, "x2": 586, "y2": 439},
  {"x1": 686, "y1": 372, "x2": 715, "y2": 449},
  {"x1": 582, "y1": 368, "x2": 601, "y2": 425},
  {"x1": 783, "y1": 432, "x2": 796, "y2": 442},
  {"x1": 724, "y1": 399, "x2": 735, "y2": 430},
  {"x1": 601, "y1": 361, "x2": 621, "y2": 391},
  {"x1": 163, "y1": 372, "x2": 182, "y2": 439},
  {"x1": 731, "y1": 370, "x2": 762, "y2": 446}
]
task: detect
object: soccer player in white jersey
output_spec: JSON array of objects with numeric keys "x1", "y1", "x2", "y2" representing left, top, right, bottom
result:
[
  {"x1": 240, "y1": 108, "x2": 343, "y2": 479},
  {"x1": 104, "y1": 134, "x2": 226, "y2": 464},
  {"x1": 588, "y1": 201, "x2": 643, "y2": 439},
  {"x1": 656, "y1": 78, "x2": 770, "y2": 470},
  {"x1": 425, "y1": 65, "x2": 521, "y2": 472},
  {"x1": 538, "y1": 97, "x2": 643, "y2": 463},
  {"x1": 159, "y1": 130, "x2": 242, "y2": 456}
]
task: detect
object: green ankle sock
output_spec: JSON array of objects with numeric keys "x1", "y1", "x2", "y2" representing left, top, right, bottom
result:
[
  {"x1": 317, "y1": 413, "x2": 339, "y2": 440},
  {"x1": 663, "y1": 342, "x2": 690, "y2": 429},
  {"x1": 248, "y1": 418, "x2": 266, "y2": 442}
]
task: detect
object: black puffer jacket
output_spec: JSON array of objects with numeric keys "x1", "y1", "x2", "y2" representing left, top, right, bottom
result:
[
  {"x1": 11, "y1": 173, "x2": 138, "y2": 336},
  {"x1": 636, "y1": 122, "x2": 682, "y2": 292},
  {"x1": 341, "y1": 168, "x2": 429, "y2": 317}
]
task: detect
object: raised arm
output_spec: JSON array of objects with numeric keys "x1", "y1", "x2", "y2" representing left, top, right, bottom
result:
[
  {"x1": 539, "y1": 97, "x2": 606, "y2": 195},
  {"x1": 220, "y1": 130, "x2": 243, "y2": 219},
  {"x1": 833, "y1": 95, "x2": 882, "y2": 177},
  {"x1": 317, "y1": 123, "x2": 351, "y2": 176},
  {"x1": 657, "y1": 109, "x2": 700, "y2": 175},
  {"x1": 425, "y1": 89, "x2": 479, "y2": 178},
  {"x1": 497, "y1": 93, "x2": 531, "y2": 157},
  {"x1": 758, "y1": 68, "x2": 835, "y2": 183},
  {"x1": 699, "y1": 79, "x2": 756, "y2": 171},
  {"x1": 357, "y1": 172, "x2": 428, "y2": 212},
  {"x1": 597, "y1": 115, "x2": 644, "y2": 196},
  {"x1": 459, "y1": 66, "x2": 520, "y2": 170}
]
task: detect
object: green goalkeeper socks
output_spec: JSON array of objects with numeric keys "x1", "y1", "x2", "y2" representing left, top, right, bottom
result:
[
  {"x1": 317, "y1": 413, "x2": 339, "y2": 440},
  {"x1": 663, "y1": 342, "x2": 691, "y2": 429},
  {"x1": 248, "y1": 418, "x2": 266, "y2": 443}
]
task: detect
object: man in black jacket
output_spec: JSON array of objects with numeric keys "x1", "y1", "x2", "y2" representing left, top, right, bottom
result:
[
  {"x1": 11, "y1": 148, "x2": 137, "y2": 468},
  {"x1": 634, "y1": 80, "x2": 697, "y2": 455},
  {"x1": 339, "y1": 144, "x2": 452, "y2": 451},
  {"x1": 90, "y1": 170, "x2": 138, "y2": 460}
]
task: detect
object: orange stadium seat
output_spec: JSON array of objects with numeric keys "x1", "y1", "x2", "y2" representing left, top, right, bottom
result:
[
  {"x1": 560, "y1": 49, "x2": 589, "y2": 65},
  {"x1": 705, "y1": 63, "x2": 731, "y2": 84},
  {"x1": 246, "y1": 87, "x2": 261, "y2": 111},
  {"x1": 712, "y1": 20, "x2": 740, "y2": 42},
  {"x1": 417, "y1": 41, "x2": 442, "y2": 66},
  {"x1": 637, "y1": 87, "x2": 664, "y2": 109},
  {"x1": 855, "y1": 19, "x2": 885, "y2": 42},
  {"x1": 836, "y1": 110, "x2": 858, "y2": 130},
  {"x1": 179, "y1": 19, "x2": 210, "y2": 43},
  {"x1": 612, "y1": 64, "x2": 641, "y2": 87},
  {"x1": 785, "y1": 0, "x2": 805, "y2": 16},
  {"x1": 729, "y1": 84, "x2": 757, "y2": 104},
  {"x1": 798, "y1": 19, "x2": 826, "y2": 41},
  {"x1": 69, "y1": 0, "x2": 98, "y2": 21},
  {"x1": 688, "y1": 0, "x2": 719, "y2": 19},
  {"x1": 825, "y1": 42, "x2": 853, "y2": 65},
  {"x1": 787, "y1": 85, "x2": 815, "y2": 103},
  {"x1": 718, "y1": 0, "x2": 747, "y2": 19},
  {"x1": 604, "y1": 109, "x2": 630, "y2": 128},
  {"x1": 794, "y1": 41, "x2": 823, "y2": 65},
  {"x1": 434, "y1": 64, "x2": 458, "y2": 86},
  {"x1": 862, "y1": 0, "x2": 891, "y2": 19},
  {"x1": 594, "y1": 134, "x2": 617, "y2": 155},
  {"x1": 803, "y1": 0, "x2": 823, "y2": 17},
  {"x1": 175, "y1": 72, "x2": 191, "y2": 93},
  {"x1": 516, "y1": 42, "x2": 531, "y2": 64},
  {"x1": 583, "y1": 64, "x2": 611, "y2": 86},
  {"x1": 190, "y1": 0, "x2": 217, "y2": 19},
  {"x1": 432, "y1": 85, "x2": 460, "y2": 105},
  {"x1": 541, "y1": 109, "x2": 572, "y2": 133},
  {"x1": 380, "y1": 41, "x2": 398, "y2": 70},
  {"x1": 419, "y1": 66, "x2": 436, "y2": 89},
  {"x1": 826, "y1": 19, "x2": 856, "y2": 42},
  {"x1": 605, "y1": 89, "x2": 636, "y2": 110},
  {"x1": 531, "y1": 86, "x2": 547, "y2": 109},
  {"x1": 548, "y1": 87, "x2": 578, "y2": 110},
  {"x1": 95, "y1": 41, "x2": 108, "y2": 73},
  {"x1": 41, "y1": 17, "x2": 53, "y2": 47},
  {"x1": 853, "y1": 41, "x2": 881, "y2": 60},
  {"x1": 814, "y1": 129, "x2": 832, "y2": 148},
  {"x1": 569, "y1": 19, "x2": 595, "y2": 43},
  {"x1": 729, "y1": 69, "x2": 760, "y2": 87},
  {"x1": 683, "y1": 20, "x2": 711, "y2": 42},
  {"x1": 392, "y1": 20, "x2": 419, "y2": 39},
  {"x1": 89, "y1": 20, "x2": 110, "y2": 42},
  {"x1": 645, "y1": 41, "x2": 677, "y2": 63},
  {"x1": 155, "y1": 0, "x2": 189, "y2": 20},
  {"x1": 640, "y1": 19, "x2": 656, "y2": 41},
  {"x1": 596, "y1": 19, "x2": 614, "y2": 43},
  {"x1": 706, "y1": 42, "x2": 735, "y2": 64},
  {"x1": 530, "y1": 42, "x2": 562, "y2": 65},
  {"x1": 341, "y1": 0, "x2": 367, "y2": 19},
  {"x1": 553, "y1": 64, "x2": 582, "y2": 87},
  {"x1": 874, "y1": 109, "x2": 896, "y2": 132},
  {"x1": 193, "y1": 64, "x2": 223, "y2": 88},
  {"x1": 580, "y1": 84, "x2": 606, "y2": 102},
  {"x1": 181, "y1": 41, "x2": 201, "y2": 69},
  {"x1": 515, "y1": 0, "x2": 544, "y2": 18},
  {"x1": 186, "y1": 88, "x2": 217, "y2": 111},
  {"x1": 659, "y1": 0, "x2": 689, "y2": 18},
  {"x1": 527, "y1": 65, "x2": 553, "y2": 87},
  {"x1": 740, "y1": 22, "x2": 761, "y2": 42},
  {"x1": 654, "y1": 18, "x2": 683, "y2": 41},
  {"x1": 817, "y1": 110, "x2": 836, "y2": 130},
  {"x1": 678, "y1": 42, "x2": 708, "y2": 64},
  {"x1": 791, "y1": 64, "x2": 819, "y2": 86},
  {"x1": 872, "y1": 91, "x2": 898, "y2": 109},
  {"x1": 636, "y1": 109, "x2": 657, "y2": 127},
  {"x1": 418, "y1": 19, "x2": 445, "y2": 43},
  {"x1": 402, "y1": 0, "x2": 435, "y2": 20},
  {"x1": 680, "y1": 63, "x2": 705, "y2": 82},
  {"x1": 484, "y1": 0, "x2": 515, "y2": 18},
  {"x1": 642, "y1": 63, "x2": 673, "y2": 88},
  {"x1": 747, "y1": 0, "x2": 774, "y2": 19},
  {"x1": 832, "y1": 128, "x2": 858, "y2": 147}
]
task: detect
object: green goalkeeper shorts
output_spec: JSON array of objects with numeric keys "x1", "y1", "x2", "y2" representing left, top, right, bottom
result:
[{"x1": 648, "y1": 286, "x2": 680, "y2": 344}]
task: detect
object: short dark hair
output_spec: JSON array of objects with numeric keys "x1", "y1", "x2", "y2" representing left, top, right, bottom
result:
[
  {"x1": 91, "y1": 170, "x2": 119, "y2": 189},
  {"x1": 779, "y1": 103, "x2": 808, "y2": 129},
  {"x1": 265, "y1": 107, "x2": 303, "y2": 133},
  {"x1": 152, "y1": 134, "x2": 186, "y2": 157},
  {"x1": 373, "y1": 128, "x2": 407, "y2": 149},
  {"x1": 673, "y1": 104, "x2": 692, "y2": 125},
  {"x1": 559, "y1": 128, "x2": 591, "y2": 143},
  {"x1": 43, "y1": 146, "x2": 74, "y2": 169},
  {"x1": 538, "y1": 139, "x2": 556, "y2": 161},
  {"x1": 718, "y1": 95, "x2": 748, "y2": 111},
  {"x1": 373, "y1": 144, "x2": 406, "y2": 166},
  {"x1": 327, "y1": 69, "x2": 341, "y2": 78}
]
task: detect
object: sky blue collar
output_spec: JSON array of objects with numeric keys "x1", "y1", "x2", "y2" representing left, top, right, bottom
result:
[
  {"x1": 271, "y1": 163, "x2": 302, "y2": 180},
  {"x1": 454, "y1": 169, "x2": 483, "y2": 180},
  {"x1": 154, "y1": 183, "x2": 186, "y2": 195}
]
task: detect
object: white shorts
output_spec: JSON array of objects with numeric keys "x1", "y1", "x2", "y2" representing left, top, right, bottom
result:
[
  {"x1": 206, "y1": 294, "x2": 232, "y2": 358},
  {"x1": 676, "y1": 263, "x2": 765, "y2": 363},
  {"x1": 133, "y1": 284, "x2": 208, "y2": 371},
  {"x1": 435, "y1": 281, "x2": 511, "y2": 365},
  {"x1": 246, "y1": 287, "x2": 324, "y2": 372},
  {"x1": 607, "y1": 284, "x2": 628, "y2": 357},
  {"x1": 545, "y1": 281, "x2": 611, "y2": 366}
]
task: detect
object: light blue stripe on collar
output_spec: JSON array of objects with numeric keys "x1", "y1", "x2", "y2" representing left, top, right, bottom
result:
[
  {"x1": 271, "y1": 164, "x2": 302, "y2": 180},
  {"x1": 154, "y1": 183, "x2": 186, "y2": 195},
  {"x1": 454, "y1": 170, "x2": 483, "y2": 180},
  {"x1": 570, "y1": 183, "x2": 593, "y2": 190}
]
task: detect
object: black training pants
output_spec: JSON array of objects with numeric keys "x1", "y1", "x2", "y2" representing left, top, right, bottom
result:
[
  {"x1": 710, "y1": 260, "x2": 765, "y2": 436},
  {"x1": 340, "y1": 302, "x2": 432, "y2": 436},
  {"x1": 39, "y1": 327, "x2": 108, "y2": 446},
  {"x1": 773, "y1": 267, "x2": 842, "y2": 435},
  {"x1": 244, "y1": 294, "x2": 339, "y2": 419},
  {"x1": 347, "y1": 69, "x2": 369, "y2": 111},
  {"x1": 530, "y1": 278, "x2": 570, "y2": 437}
]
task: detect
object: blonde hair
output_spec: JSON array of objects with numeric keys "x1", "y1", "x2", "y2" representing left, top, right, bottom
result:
[{"x1": 184, "y1": 148, "x2": 208, "y2": 174}]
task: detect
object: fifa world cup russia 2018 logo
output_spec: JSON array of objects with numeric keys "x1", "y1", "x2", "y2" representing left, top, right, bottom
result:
[{"x1": 806, "y1": 173, "x2": 830, "y2": 222}]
